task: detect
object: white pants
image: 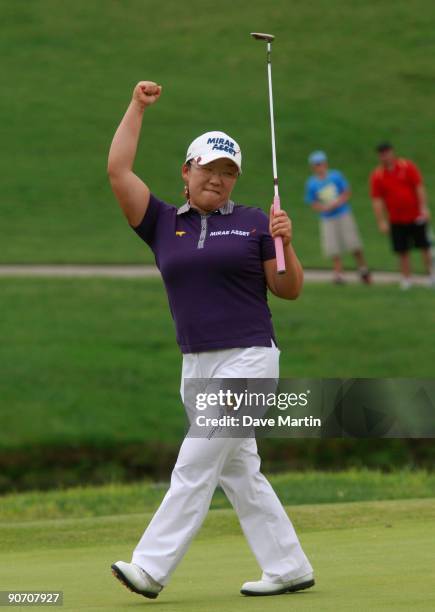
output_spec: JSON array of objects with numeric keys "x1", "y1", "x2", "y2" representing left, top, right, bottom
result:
[{"x1": 132, "y1": 343, "x2": 313, "y2": 585}]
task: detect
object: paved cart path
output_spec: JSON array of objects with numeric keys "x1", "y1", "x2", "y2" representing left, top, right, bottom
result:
[{"x1": 0, "y1": 264, "x2": 431, "y2": 286}]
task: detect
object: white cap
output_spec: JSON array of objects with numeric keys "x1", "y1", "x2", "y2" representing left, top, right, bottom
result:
[{"x1": 185, "y1": 131, "x2": 242, "y2": 174}]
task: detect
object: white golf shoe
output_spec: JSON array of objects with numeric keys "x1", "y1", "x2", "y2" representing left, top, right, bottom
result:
[
  {"x1": 400, "y1": 277, "x2": 412, "y2": 290},
  {"x1": 240, "y1": 572, "x2": 315, "y2": 596},
  {"x1": 111, "y1": 561, "x2": 163, "y2": 599}
]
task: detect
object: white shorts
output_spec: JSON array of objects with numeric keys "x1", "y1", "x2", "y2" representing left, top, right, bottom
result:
[{"x1": 321, "y1": 211, "x2": 363, "y2": 257}]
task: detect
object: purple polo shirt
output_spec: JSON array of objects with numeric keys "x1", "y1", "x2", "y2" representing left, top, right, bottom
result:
[{"x1": 131, "y1": 194, "x2": 278, "y2": 353}]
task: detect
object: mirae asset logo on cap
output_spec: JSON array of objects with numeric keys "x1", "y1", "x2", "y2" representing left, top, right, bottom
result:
[{"x1": 204, "y1": 137, "x2": 238, "y2": 158}]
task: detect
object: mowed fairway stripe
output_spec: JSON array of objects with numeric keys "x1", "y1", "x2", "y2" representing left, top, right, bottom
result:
[{"x1": 0, "y1": 500, "x2": 434, "y2": 611}]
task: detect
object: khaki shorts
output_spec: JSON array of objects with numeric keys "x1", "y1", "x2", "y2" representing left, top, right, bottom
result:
[{"x1": 320, "y1": 212, "x2": 363, "y2": 258}]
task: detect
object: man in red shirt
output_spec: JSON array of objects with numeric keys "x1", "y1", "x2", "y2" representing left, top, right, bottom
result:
[{"x1": 370, "y1": 142, "x2": 433, "y2": 289}]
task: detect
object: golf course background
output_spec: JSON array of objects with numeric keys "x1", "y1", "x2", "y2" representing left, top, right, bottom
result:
[
  {"x1": 1, "y1": 0, "x2": 435, "y2": 491},
  {"x1": 2, "y1": 0, "x2": 435, "y2": 271},
  {"x1": 2, "y1": 2, "x2": 435, "y2": 609}
]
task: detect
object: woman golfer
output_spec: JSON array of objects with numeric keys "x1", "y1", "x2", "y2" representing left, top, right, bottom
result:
[{"x1": 108, "y1": 81, "x2": 314, "y2": 598}]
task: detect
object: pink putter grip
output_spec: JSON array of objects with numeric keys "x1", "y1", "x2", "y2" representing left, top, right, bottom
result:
[{"x1": 273, "y1": 195, "x2": 286, "y2": 274}]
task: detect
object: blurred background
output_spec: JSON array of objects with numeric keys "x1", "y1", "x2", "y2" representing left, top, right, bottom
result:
[{"x1": 1, "y1": 0, "x2": 434, "y2": 495}]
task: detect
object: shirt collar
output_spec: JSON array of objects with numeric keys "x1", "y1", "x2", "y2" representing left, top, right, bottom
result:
[
  {"x1": 177, "y1": 200, "x2": 234, "y2": 216},
  {"x1": 381, "y1": 159, "x2": 401, "y2": 173}
]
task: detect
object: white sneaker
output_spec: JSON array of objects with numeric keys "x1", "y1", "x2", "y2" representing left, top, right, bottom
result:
[
  {"x1": 333, "y1": 274, "x2": 346, "y2": 285},
  {"x1": 111, "y1": 561, "x2": 163, "y2": 599},
  {"x1": 240, "y1": 572, "x2": 315, "y2": 596},
  {"x1": 400, "y1": 278, "x2": 412, "y2": 290}
]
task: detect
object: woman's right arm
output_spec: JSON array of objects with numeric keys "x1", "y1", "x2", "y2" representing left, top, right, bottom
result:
[{"x1": 107, "y1": 81, "x2": 162, "y2": 227}]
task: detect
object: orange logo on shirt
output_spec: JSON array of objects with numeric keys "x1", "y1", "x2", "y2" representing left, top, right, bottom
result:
[{"x1": 176, "y1": 231, "x2": 186, "y2": 237}]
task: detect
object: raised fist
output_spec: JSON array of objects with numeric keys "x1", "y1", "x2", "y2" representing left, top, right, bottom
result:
[{"x1": 132, "y1": 81, "x2": 162, "y2": 109}]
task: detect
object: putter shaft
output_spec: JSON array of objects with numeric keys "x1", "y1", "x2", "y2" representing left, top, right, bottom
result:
[{"x1": 251, "y1": 33, "x2": 286, "y2": 274}]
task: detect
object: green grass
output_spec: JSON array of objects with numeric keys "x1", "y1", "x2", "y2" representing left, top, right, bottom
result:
[
  {"x1": 1, "y1": 470, "x2": 435, "y2": 522},
  {"x1": 1, "y1": 0, "x2": 435, "y2": 270},
  {"x1": 1, "y1": 499, "x2": 434, "y2": 610},
  {"x1": 1, "y1": 277, "x2": 434, "y2": 450}
]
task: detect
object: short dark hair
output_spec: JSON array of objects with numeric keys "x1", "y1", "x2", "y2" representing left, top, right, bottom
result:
[{"x1": 376, "y1": 141, "x2": 393, "y2": 153}]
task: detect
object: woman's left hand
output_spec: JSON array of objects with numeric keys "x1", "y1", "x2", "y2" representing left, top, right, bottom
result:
[{"x1": 269, "y1": 205, "x2": 292, "y2": 247}]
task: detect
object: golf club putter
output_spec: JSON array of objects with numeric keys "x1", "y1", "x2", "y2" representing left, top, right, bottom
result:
[{"x1": 251, "y1": 32, "x2": 286, "y2": 274}]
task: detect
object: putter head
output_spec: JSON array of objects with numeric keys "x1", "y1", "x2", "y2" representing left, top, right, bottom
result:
[{"x1": 251, "y1": 32, "x2": 275, "y2": 42}]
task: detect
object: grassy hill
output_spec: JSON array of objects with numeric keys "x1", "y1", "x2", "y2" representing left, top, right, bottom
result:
[
  {"x1": 2, "y1": 0, "x2": 435, "y2": 269},
  {"x1": 1, "y1": 277, "x2": 434, "y2": 490},
  {"x1": 1, "y1": 277, "x2": 434, "y2": 452}
]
